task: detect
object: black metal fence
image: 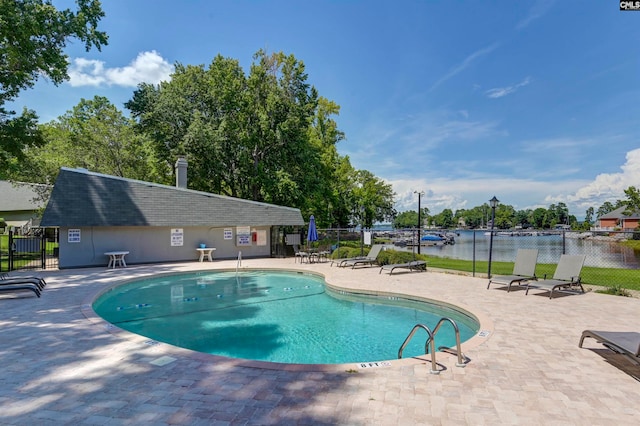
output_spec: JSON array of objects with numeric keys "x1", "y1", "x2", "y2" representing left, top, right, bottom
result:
[
  {"x1": 310, "y1": 228, "x2": 640, "y2": 287},
  {"x1": 0, "y1": 228, "x2": 59, "y2": 273}
]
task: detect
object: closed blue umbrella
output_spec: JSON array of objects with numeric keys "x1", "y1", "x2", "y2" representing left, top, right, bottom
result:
[{"x1": 307, "y1": 215, "x2": 318, "y2": 248}]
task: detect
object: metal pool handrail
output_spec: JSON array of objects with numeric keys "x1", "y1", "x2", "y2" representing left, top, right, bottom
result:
[
  {"x1": 398, "y1": 318, "x2": 469, "y2": 374},
  {"x1": 398, "y1": 324, "x2": 439, "y2": 374}
]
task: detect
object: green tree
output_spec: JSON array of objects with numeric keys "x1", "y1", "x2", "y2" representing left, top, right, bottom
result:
[
  {"x1": 393, "y1": 211, "x2": 418, "y2": 229},
  {"x1": 351, "y1": 170, "x2": 396, "y2": 228},
  {"x1": 514, "y1": 209, "x2": 532, "y2": 228},
  {"x1": 623, "y1": 186, "x2": 640, "y2": 214},
  {"x1": 530, "y1": 208, "x2": 547, "y2": 229},
  {"x1": 127, "y1": 51, "x2": 320, "y2": 205},
  {"x1": 432, "y1": 208, "x2": 455, "y2": 229},
  {"x1": 13, "y1": 96, "x2": 159, "y2": 184},
  {"x1": 0, "y1": 0, "x2": 108, "y2": 176},
  {"x1": 494, "y1": 204, "x2": 515, "y2": 229},
  {"x1": 126, "y1": 50, "x2": 395, "y2": 227},
  {"x1": 596, "y1": 201, "x2": 616, "y2": 218},
  {"x1": 393, "y1": 207, "x2": 429, "y2": 229},
  {"x1": 584, "y1": 206, "x2": 594, "y2": 224}
]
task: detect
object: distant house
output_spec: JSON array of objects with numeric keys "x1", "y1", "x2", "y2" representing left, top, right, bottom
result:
[
  {"x1": 0, "y1": 180, "x2": 48, "y2": 233},
  {"x1": 40, "y1": 165, "x2": 305, "y2": 268},
  {"x1": 595, "y1": 206, "x2": 640, "y2": 231}
]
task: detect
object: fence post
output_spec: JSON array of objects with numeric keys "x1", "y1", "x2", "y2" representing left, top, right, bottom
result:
[
  {"x1": 472, "y1": 230, "x2": 476, "y2": 277},
  {"x1": 8, "y1": 229, "x2": 13, "y2": 271},
  {"x1": 40, "y1": 231, "x2": 46, "y2": 269}
]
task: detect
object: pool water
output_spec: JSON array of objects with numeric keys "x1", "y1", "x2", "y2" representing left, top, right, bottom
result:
[{"x1": 93, "y1": 270, "x2": 479, "y2": 364}]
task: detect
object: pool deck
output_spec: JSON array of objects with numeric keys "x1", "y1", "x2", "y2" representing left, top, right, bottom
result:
[{"x1": 1, "y1": 258, "x2": 639, "y2": 425}]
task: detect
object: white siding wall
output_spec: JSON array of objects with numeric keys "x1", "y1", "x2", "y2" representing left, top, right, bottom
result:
[{"x1": 58, "y1": 226, "x2": 271, "y2": 268}]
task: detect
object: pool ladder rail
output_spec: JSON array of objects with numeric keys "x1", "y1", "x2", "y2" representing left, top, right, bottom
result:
[{"x1": 398, "y1": 317, "x2": 470, "y2": 375}]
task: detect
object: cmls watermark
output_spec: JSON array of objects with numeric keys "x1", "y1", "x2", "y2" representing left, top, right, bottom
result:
[{"x1": 620, "y1": 1, "x2": 640, "y2": 10}]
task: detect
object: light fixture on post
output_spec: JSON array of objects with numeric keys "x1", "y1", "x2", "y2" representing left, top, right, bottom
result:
[
  {"x1": 414, "y1": 191, "x2": 425, "y2": 254},
  {"x1": 487, "y1": 196, "x2": 499, "y2": 278}
]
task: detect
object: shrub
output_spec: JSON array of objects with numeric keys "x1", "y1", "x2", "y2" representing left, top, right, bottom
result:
[
  {"x1": 594, "y1": 285, "x2": 632, "y2": 297},
  {"x1": 377, "y1": 249, "x2": 427, "y2": 266},
  {"x1": 330, "y1": 246, "x2": 361, "y2": 259}
]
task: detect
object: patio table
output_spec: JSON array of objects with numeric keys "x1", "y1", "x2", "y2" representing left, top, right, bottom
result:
[{"x1": 104, "y1": 251, "x2": 129, "y2": 268}]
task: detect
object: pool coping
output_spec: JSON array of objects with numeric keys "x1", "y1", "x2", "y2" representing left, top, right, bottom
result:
[{"x1": 81, "y1": 267, "x2": 494, "y2": 373}]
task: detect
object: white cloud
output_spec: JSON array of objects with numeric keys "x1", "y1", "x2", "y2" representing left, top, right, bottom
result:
[
  {"x1": 429, "y1": 43, "x2": 500, "y2": 92},
  {"x1": 68, "y1": 50, "x2": 174, "y2": 87},
  {"x1": 385, "y1": 149, "x2": 640, "y2": 217},
  {"x1": 516, "y1": 0, "x2": 556, "y2": 30},
  {"x1": 547, "y1": 148, "x2": 640, "y2": 209},
  {"x1": 387, "y1": 172, "x2": 591, "y2": 216},
  {"x1": 485, "y1": 77, "x2": 531, "y2": 99}
]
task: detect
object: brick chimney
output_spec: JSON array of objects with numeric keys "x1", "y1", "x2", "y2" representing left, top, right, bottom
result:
[{"x1": 175, "y1": 157, "x2": 188, "y2": 189}]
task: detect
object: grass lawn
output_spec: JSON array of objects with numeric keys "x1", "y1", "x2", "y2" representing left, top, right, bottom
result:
[
  {"x1": 423, "y1": 256, "x2": 640, "y2": 291},
  {"x1": 364, "y1": 247, "x2": 640, "y2": 292}
]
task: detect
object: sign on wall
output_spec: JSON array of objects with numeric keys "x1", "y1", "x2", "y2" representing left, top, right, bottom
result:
[
  {"x1": 224, "y1": 228, "x2": 233, "y2": 240},
  {"x1": 236, "y1": 226, "x2": 251, "y2": 246},
  {"x1": 171, "y1": 228, "x2": 184, "y2": 246},
  {"x1": 256, "y1": 230, "x2": 267, "y2": 246},
  {"x1": 68, "y1": 229, "x2": 81, "y2": 243}
]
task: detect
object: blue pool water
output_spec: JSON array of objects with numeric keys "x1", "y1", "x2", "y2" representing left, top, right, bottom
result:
[{"x1": 93, "y1": 270, "x2": 479, "y2": 364}]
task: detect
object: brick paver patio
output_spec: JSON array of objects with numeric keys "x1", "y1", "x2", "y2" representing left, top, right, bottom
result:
[{"x1": 1, "y1": 258, "x2": 638, "y2": 425}]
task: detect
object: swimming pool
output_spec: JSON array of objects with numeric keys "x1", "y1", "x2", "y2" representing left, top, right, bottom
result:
[{"x1": 93, "y1": 270, "x2": 480, "y2": 364}]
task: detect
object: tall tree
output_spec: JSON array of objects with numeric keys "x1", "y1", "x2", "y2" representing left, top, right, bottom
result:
[
  {"x1": 0, "y1": 0, "x2": 108, "y2": 176},
  {"x1": 14, "y1": 96, "x2": 159, "y2": 184},
  {"x1": 596, "y1": 201, "x2": 616, "y2": 218},
  {"x1": 350, "y1": 170, "x2": 396, "y2": 228},
  {"x1": 623, "y1": 186, "x2": 640, "y2": 214},
  {"x1": 584, "y1": 207, "x2": 594, "y2": 225},
  {"x1": 126, "y1": 50, "x2": 395, "y2": 227}
]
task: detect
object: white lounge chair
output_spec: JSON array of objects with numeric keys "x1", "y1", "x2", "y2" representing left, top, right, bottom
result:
[
  {"x1": 487, "y1": 249, "x2": 538, "y2": 292},
  {"x1": 336, "y1": 244, "x2": 384, "y2": 269},
  {"x1": 525, "y1": 254, "x2": 586, "y2": 298},
  {"x1": 380, "y1": 260, "x2": 426, "y2": 274}
]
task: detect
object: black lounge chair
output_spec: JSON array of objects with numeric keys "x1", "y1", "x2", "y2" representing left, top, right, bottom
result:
[
  {"x1": 0, "y1": 282, "x2": 42, "y2": 298},
  {"x1": 1, "y1": 273, "x2": 47, "y2": 290},
  {"x1": 487, "y1": 249, "x2": 538, "y2": 291},
  {"x1": 379, "y1": 260, "x2": 427, "y2": 274},
  {"x1": 579, "y1": 330, "x2": 640, "y2": 365}
]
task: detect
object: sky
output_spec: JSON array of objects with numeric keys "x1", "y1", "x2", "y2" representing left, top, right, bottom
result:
[{"x1": 10, "y1": 0, "x2": 640, "y2": 219}]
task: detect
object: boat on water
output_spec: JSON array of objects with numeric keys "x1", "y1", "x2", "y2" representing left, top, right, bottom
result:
[{"x1": 420, "y1": 233, "x2": 455, "y2": 246}]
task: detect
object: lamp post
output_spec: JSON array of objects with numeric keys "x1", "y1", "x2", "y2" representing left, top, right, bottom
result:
[
  {"x1": 487, "y1": 196, "x2": 499, "y2": 278},
  {"x1": 414, "y1": 191, "x2": 425, "y2": 254},
  {"x1": 360, "y1": 205, "x2": 365, "y2": 257}
]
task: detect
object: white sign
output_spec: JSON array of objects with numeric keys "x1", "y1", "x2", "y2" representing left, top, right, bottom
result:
[
  {"x1": 237, "y1": 234, "x2": 251, "y2": 246},
  {"x1": 68, "y1": 228, "x2": 81, "y2": 243},
  {"x1": 236, "y1": 226, "x2": 250, "y2": 235},
  {"x1": 364, "y1": 231, "x2": 372, "y2": 245},
  {"x1": 236, "y1": 226, "x2": 251, "y2": 246},
  {"x1": 256, "y1": 230, "x2": 267, "y2": 246},
  {"x1": 171, "y1": 228, "x2": 184, "y2": 246},
  {"x1": 223, "y1": 228, "x2": 233, "y2": 240}
]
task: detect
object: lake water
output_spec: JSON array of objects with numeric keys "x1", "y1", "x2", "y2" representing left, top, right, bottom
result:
[{"x1": 404, "y1": 231, "x2": 640, "y2": 269}]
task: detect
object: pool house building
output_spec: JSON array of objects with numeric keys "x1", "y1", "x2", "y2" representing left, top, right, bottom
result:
[{"x1": 40, "y1": 166, "x2": 305, "y2": 269}]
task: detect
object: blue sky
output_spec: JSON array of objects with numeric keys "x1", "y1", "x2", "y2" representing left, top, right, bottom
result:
[{"x1": 11, "y1": 0, "x2": 640, "y2": 218}]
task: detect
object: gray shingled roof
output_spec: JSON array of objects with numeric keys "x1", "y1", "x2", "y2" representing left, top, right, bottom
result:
[
  {"x1": 598, "y1": 206, "x2": 640, "y2": 220},
  {"x1": 40, "y1": 168, "x2": 305, "y2": 227},
  {"x1": 0, "y1": 181, "x2": 48, "y2": 211}
]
